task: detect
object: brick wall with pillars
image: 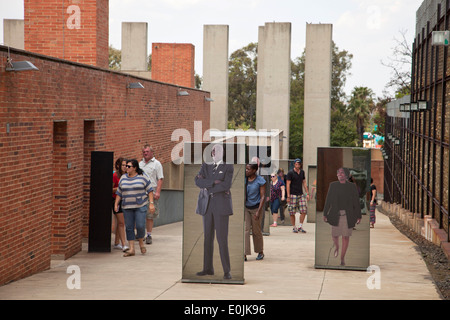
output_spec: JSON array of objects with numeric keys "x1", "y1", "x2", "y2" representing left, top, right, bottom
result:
[{"x1": 0, "y1": 45, "x2": 211, "y2": 285}]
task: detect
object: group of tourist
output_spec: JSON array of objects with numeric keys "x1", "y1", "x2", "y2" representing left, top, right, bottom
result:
[
  {"x1": 111, "y1": 143, "x2": 378, "y2": 268},
  {"x1": 112, "y1": 145, "x2": 164, "y2": 257},
  {"x1": 245, "y1": 159, "x2": 378, "y2": 268},
  {"x1": 244, "y1": 158, "x2": 310, "y2": 261}
]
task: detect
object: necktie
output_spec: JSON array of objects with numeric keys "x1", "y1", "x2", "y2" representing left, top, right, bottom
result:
[{"x1": 213, "y1": 163, "x2": 218, "y2": 174}]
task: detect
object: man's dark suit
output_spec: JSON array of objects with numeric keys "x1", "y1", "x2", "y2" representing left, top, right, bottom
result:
[{"x1": 195, "y1": 161, "x2": 234, "y2": 277}]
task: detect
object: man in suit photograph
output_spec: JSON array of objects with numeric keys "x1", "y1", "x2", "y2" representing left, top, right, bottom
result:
[{"x1": 194, "y1": 144, "x2": 234, "y2": 280}]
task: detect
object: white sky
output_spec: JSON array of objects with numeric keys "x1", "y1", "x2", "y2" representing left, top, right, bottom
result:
[{"x1": 0, "y1": 0, "x2": 424, "y2": 98}]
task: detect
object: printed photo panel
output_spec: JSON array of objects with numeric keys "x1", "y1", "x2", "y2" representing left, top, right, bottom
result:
[
  {"x1": 182, "y1": 142, "x2": 246, "y2": 284},
  {"x1": 315, "y1": 147, "x2": 371, "y2": 271}
]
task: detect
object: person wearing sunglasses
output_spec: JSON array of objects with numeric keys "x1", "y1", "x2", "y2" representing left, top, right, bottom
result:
[
  {"x1": 269, "y1": 171, "x2": 285, "y2": 227},
  {"x1": 115, "y1": 159, "x2": 155, "y2": 257}
]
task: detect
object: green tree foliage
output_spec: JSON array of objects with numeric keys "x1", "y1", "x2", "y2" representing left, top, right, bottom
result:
[
  {"x1": 347, "y1": 87, "x2": 375, "y2": 146},
  {"x1": 227, "y1": 42, "x2": 356, "y2": 158},
  {"x1": 228, "y1": 43, "x2": 258, "y2": 128},
  {"x1": 288, "y1": 43, "x2": 354, "y2": 158},
  {"x1": 109, "y1": 45, "x2": 121, "y2": 70},
  {"x1": 289, "y1": 55, "x2": 305, "y2": 159}
]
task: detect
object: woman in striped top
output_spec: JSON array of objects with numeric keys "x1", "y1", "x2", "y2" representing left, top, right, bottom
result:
[{"x1": 115, "y1": 159, "x2": 155, "y2": 257}]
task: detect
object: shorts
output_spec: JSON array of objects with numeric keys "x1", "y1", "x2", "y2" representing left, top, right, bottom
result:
[
  {"x1": 112, "y1": 197, "x2": 122, "y2": 214},
  {"x1": 288, "y1": 194, "x2": 307, "y2": 215},
  {"x1": 270, "y1": 198, "x2": 281, "y2": 214},
  {"x1": 146, "y1": 196, "x2": 159, "y2": 219}
]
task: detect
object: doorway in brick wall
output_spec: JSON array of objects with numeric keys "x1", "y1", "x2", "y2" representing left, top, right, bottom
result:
[
  {"x1": 52, "y1": 121, "x2": 68, "y2": 258},
  {"x1": 83, "y1": 120, "x2": 95, "y2": 237}
]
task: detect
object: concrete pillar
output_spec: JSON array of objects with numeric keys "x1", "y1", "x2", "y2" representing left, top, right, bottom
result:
[
  {"x1": 256, "y1": 26, "x2": 265, "y2": 132},
  {"x1": 303, "y1": 24, "x2": 332, "y2": 178},
  {"x1": 203, "y1": 25, "x2": 229, "y2": 130},
  {"x1": 121, "y1": 22, "x2": 151, "y2": 79},
  {"x1": 256, "y1": 22, "x2": 291, "y2": 160},
  {"x1": 3, "y1": 19, "x2": 24, "y2": 50}
]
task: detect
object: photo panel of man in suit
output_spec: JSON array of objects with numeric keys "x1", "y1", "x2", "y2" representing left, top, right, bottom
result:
[{"x1": 182, "y1": 142, "x2": 245, "y2": 284}]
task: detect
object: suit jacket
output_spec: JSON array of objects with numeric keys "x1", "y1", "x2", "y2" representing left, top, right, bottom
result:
[
  {"x1": 195, "y1": 162, "x2": 234, "y2": 216},
  {"x1": 323, "y1": 181, "x2": 361, "y2": 228}
]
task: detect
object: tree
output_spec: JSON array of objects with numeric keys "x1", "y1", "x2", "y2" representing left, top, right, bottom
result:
[
  {"x1": 228, "y1": 43, "x2": 258, "y2": 128},
  {"x1": 347, "y1": 87, "x2": 375, "y2": 146},
  {"x1": 381, "y1": 29, "x2": 412, "y2": 98},
  {"x1": 331, "y1": 42, "x2": 353, "y2": 109},
  {"x1": 330, "y1": 100, "x2": 359, "y2": 147},
  {"x1": 288, "y1": 43, "x2": 354, "y2": 158},
  {"x1": 109, "y1": 45, "x2": 121, "y2": 70}
]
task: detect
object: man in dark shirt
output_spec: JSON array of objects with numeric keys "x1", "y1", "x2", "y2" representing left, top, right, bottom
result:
[{"x1": 286, "y1": 158, "x2": 309, "y2": 233}]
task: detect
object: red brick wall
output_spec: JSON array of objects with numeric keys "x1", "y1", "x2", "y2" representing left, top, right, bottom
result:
[
  {"x1": 152, "y1": 43, "x2": 195, "y2": 88},
  {"x1": 24, "y1": 0, "x2": 109, "y2": 69},
  {"x1": 0, "y1": 46, "x2": 210, "y2": 285}
]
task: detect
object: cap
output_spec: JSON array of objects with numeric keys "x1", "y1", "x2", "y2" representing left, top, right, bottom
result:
[{"x1": 294, "y1": 158, "x2": 302, "y2": 163}]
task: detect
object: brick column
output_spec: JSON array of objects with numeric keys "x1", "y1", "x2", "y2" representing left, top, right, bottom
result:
[
  {"x1": 24, "y1": 0, "x2": 109, "y2": 69},
  {"x1": 151, "y1": 43, "x2": 195, "y2": 88}
]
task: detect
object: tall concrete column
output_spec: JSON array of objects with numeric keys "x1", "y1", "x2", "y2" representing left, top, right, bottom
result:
[
  {"x1": 303, "y1": 24, "x2": 332, "y2": 179},
  {"x1": 203, "y1": 25, "x2": 229, "y2": 130},
  {"x1": 256, "y1": 22, "x2": 291, "y2": 160},
  {"x1": 121, "y1": 22, "x2": 151, "y2": 79},
  {"x1": 256, "y1": 26, "x2": 265, "y2": 132}
]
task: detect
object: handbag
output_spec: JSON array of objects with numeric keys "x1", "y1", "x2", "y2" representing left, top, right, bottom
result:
[{"x1": 196, "y1": 188, "x2": 210, "y2": 216}]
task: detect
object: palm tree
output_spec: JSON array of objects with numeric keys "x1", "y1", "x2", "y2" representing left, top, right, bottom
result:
[{"x1": 347, "y1": 87, "x2": 374, "y2": 146}]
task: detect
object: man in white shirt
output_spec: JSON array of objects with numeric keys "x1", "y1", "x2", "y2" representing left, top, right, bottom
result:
[{"x1": 139, "y1": 145, "x2": 164, "y2": 244}]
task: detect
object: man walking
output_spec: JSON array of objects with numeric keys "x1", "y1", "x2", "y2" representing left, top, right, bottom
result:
[
  {"x1": 139, "y1": 145, "x2": 164, "y2": 244},
  {"x1": 286, "y1": 158, "x2": 309, "y2": 233}
]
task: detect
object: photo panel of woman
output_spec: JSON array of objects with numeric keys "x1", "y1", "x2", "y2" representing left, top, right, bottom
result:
[
  {"x1": 315, "y1": 147, "x2": 371, "y2": 271},
  {"x1": 182, "y1": 142, "x2": 246, "y2": 284}
]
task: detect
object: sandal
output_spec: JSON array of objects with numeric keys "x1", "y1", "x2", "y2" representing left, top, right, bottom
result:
[
  {"x1": 123, "y1": 251, "x2": 135, "y2": 257},
  {"x1": 140, "y1": 246, "x2": 147, "y2": 254}
]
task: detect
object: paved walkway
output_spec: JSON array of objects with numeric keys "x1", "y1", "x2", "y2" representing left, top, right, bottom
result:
[{"x1": 0, "y1": 209, "x2": 443, "y2": 300}]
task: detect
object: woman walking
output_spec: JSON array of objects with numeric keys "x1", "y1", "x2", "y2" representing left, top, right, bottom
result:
[
  {"x1": 115, "y1": 159, "x2": 155, "y2": 257},
  {"x1": 269, "y1": 171, "x2": 285, "y2": 227},
  {"x1": 244, "y1": 162, "x2": 266, "y2": 261}
]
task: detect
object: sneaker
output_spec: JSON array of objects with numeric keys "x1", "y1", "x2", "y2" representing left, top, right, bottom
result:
[
  {"x1": 113, "y1": 244, "x2": 123, "y2": 250},
  {"x1": 122, "y1": 245, "x2": 130, "y2": 252},
  {"x1": 298, "y1": 227, "x2": 307, "y2": 233},
  {"x1": 293, "y1": 227, "x2": 298, "y2": 233},
  {"x1": 256, "y1": 253, "x2": 265, "y2": 260},
  {"x1": 145, "y1": 235, "x2": 152, "y2": 244}
]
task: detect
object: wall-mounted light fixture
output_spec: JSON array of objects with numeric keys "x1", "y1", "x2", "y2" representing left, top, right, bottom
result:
[
  {"x1": 418, "y1": 100, "x2": 431, "y2": 111},
  {"x1": 410, "y1": 102, "x2": 418, "y2": 112},
  {"x1": 432, "y1": 30, "x2": 450, "y2": 46},
  {"x1": 177, "y1": 89, "x2": 189, "y2": 96},
  {"x1": 205, "y1": 97, "x2": 214, "y2": 102},
  {"x1": 404, "y1": 103, "x2": 411, "y2": 112},
  {"x1": 6, "y1": 60, "x2": 39, "y2": 72},
  {"x1": 127, "y1": 82, "x2": 144, "y2": 89}
]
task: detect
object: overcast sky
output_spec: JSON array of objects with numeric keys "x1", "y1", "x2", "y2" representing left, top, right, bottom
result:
[{"x1": 1, "y1": 0, "x2": 424, "y2": 98}]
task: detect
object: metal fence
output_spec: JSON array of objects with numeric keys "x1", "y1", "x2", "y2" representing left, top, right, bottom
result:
[{"x1": 384, "y1": 0, "x2": 449, "y2": 241}]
